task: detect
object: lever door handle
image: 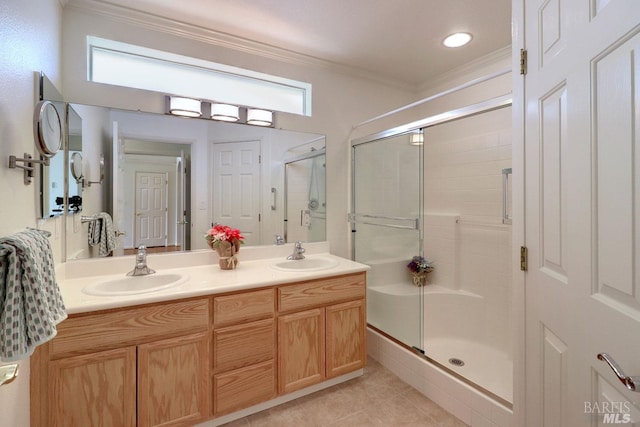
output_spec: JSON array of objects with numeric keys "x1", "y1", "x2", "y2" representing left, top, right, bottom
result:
[{"x1": 597, "y1": 353, "x2": 640, "y2": 392}]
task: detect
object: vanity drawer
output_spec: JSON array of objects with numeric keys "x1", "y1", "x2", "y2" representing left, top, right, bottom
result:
[
  {"x1": 277, "y1": 272, "x2": 366, "y2": 313},
  {"x1": 50, "y1": 298, "x2": 209, "y2": 358},
  {"x1": 213, "y1": 360, "x2": 276, "y2": 416},
  {"x1": 213, "y1": 288, "x2": 275, "y2": 327},
  {"x1": 213, "y1": 318, "x2": 275, "y2": 373}
]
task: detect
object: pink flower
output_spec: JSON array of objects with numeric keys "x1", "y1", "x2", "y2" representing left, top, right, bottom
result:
[{"x1": 205, "y1": 224, "x2": 245, "y2": 247}]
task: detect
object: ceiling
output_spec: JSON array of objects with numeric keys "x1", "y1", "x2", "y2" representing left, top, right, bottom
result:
[{"x1": 68, "y1": 0, "x2": 512, "y2": 89}]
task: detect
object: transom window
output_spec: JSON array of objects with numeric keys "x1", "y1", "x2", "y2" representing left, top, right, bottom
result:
[{"x1": 87, "y1": 36, "x2": 312, "y2": 116}]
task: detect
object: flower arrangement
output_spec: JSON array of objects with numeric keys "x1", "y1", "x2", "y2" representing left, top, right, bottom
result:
[
  {"x1": 407, "y1": 255, "x2": 433, "y2": 287},
  {"x1": 205, "y1": 224, "x2": 245, "y2": 270},
  {"x1": 205, "y1": 224, "x2": 245, "y2": 249}
]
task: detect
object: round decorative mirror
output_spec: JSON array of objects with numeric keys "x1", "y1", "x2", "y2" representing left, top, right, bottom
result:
[
  {"x1": 70, "y1": 152, "x2": 83, "y2": 183},
  {"x1": 33, "y1": 100, "x2": 62, "y2": 158}
]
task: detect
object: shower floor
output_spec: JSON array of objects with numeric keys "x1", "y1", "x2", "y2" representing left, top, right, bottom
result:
[{"x1": 424, "y1": 337, "x2": 513, "y2": 404}]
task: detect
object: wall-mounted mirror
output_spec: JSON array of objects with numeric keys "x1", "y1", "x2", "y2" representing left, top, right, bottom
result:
[
  {"x1": 38, "y1": 72, "x2": 66, "y2": 218},
  {"x1": 65, "y1": 104, "x2": 326, "y2": 260}
]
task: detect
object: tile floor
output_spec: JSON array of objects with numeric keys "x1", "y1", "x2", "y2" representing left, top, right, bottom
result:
[{"x1": 222, "y1": 357, "x2": 468, "y2": 426}]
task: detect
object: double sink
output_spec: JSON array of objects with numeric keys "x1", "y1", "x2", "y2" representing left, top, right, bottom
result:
[{"x1": 82, "y1": 255, "x2": 339, "y2": 297}]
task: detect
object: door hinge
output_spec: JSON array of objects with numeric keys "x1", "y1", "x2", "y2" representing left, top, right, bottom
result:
[
  {"x1": 259, "y1": 155, "x2": 262, "y2": 164},
  {"x1": 520, "y1": 246, "x2": 528, "y2": 271},
  {"x1": 520, "y1": 49, "x2": 528, "y2": 75},
  {"x1": 258, "y1": 213, "x2": 261, "y2": 222}
]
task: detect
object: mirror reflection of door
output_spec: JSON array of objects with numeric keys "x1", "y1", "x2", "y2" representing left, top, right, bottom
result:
[
  {"x1": 116, "y1": 137, "x2": 191, "y2": 255},
  {"x1": 135, "y1": 171, "x2": 167, "y2": 248},
  {"x1": 211, "y1": 140, "x2": 261, "y2": 246}
]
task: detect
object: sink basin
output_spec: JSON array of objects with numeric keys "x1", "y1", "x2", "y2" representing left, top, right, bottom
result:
[
  {"x1": 271, "y1": 257, "x2": 339, "y2": 272},
  {"x1": 82, "y1": 273, "x2": 189, "y2": 296}
]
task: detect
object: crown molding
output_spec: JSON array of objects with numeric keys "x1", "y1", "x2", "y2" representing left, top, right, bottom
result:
[
  {"x1": 417, "y1": 45, "x2": 512, "y2": 94},
  {"x1": 64, "y1": 0, "x2": 416, "y2": 92}
]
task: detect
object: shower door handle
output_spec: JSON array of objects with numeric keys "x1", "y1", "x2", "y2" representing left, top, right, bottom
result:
[
  {"x1": 597, "y1": 353, "x2": 640, "y2": 392},
  {"x1": 502, "y1": 168, "x2": 512, "y2": 224}
]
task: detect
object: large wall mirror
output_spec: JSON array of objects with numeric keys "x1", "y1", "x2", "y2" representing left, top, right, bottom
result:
[{"x1": 65, "y1": 104, "x2": 326, "y2": 260}]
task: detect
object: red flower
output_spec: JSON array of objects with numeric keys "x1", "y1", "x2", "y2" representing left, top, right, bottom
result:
[{"x1": 205, "y1": 224, "x2": 245, "y2": 247}]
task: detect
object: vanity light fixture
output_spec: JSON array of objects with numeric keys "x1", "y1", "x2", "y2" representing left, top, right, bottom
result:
[
  {"x1": 442, "y1": 32, "x2": 473, "y2": 48},
  {"x1": 210, "y1": 103, "x2": 240, "y2": 122},
  {"x1": 169, "y1": 96, "x2": 202, "y2": 117},
  {"x1": 246, "y1": 108, "x2": 273, "y2": 126}
]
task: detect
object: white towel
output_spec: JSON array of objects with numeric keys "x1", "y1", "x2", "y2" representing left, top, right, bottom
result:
[
  {"x1": 88, "y1": 212, "x2": 116, "y2": 257},
  {"x1": 0, "y1": 229, "x2": 67, "y2": 361}
]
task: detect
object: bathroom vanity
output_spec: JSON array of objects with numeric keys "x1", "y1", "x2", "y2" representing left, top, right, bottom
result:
[{"x1": 30, "y1": 245, "x2": 368, "y2": 427}]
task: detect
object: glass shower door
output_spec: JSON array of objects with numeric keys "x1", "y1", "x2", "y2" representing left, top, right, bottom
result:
[{"x1": 351, "y1": 131, "x2": 424, "y2": 351}]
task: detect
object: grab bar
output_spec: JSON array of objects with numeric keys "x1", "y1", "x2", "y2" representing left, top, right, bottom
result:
[
  {"x1": 81, "y1": 215, "x2": 100, "y2": 223},
  {"x1": 270, "y1": 188, "x2": 277, "y2": 211},
  {"x1": 360, "y1": 221, "x2": 418, "y2": 230},
  {"x1": 349, "y1": 213, "x2": 419, "y2": 230},
  {"x1": 502, "y1": 168, "x2": 512, "y2": 225}
]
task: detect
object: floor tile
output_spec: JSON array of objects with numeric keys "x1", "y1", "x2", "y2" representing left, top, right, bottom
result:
[{"x1": 221, "y1": 357, "x2": 467, "y2": 426}]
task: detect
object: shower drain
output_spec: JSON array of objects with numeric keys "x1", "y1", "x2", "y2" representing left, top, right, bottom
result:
[{"x1": 448, "y1": 358, "x2": 465, "y2": 367}]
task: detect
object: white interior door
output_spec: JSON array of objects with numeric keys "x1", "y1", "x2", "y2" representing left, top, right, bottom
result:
[
  {"x1": 135, "y1": 171, "x2": 167, "y2": 248},
  {"x1": 211, "y1": 140, "x2": 261, "y2": 245},
  {"x1": 522, "y1": 0, "x2": 640, "y2": 425}
]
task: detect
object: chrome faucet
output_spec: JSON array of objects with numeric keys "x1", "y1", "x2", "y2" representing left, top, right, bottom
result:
[
  {"x1": 274, "y1": 235, "x2": 285, "y2": 245},
  {"x1": 127, "y1": 245, "x2": 156, "y2": 276},
  {"x1": 287, "y1": 241, "x2": 306, "y2": 260}
]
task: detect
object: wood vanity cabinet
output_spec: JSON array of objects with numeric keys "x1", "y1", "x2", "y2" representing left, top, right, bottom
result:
[
  {"x1": 277, "y1": 272, "x2": 366, "y2": 394},
  {"x1": 31, "y1": 298, "x2": 210, "y2": 427},
  {"x1": 211, "y1": 288, "x2": 277, "y2": 416},
  {"x1": 31, "y1": 271, "x2": 366, "y2": 425}
]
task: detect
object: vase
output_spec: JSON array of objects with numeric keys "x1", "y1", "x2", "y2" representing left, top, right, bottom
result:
[
  {"x1": 211, "y1": 239, "x2": 241, "y2": 270},
  {"x1": 411, "y1": 269, "x2": 432, "y2": 287}
]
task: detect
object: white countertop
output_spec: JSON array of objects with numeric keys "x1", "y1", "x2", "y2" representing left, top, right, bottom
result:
[{"x1": 57, "y1": 243, "x2": 369, "y2": 315}]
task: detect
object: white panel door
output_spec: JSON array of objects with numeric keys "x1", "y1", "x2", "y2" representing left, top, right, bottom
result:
[
  {"x1": 211, "y1": 140, "x2": 261, "y2": 245},
  {"x1": 521, "y1": 0, "x2": 640, "y2": 425},
  {"x1": 135, "y1": 171, "x2": 167, "y2": 248}
]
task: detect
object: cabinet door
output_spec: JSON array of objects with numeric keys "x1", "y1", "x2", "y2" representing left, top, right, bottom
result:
[
  {"x1": 278, "y1": 308, "x2": 325, "y2": 394},
  {"x1": 138, "y1": 332, "x2": 209, "y2": 427},
  {"x1": 326, "y1": 299, "x2": 366, "y2": 378},
  {"x1": 48, "y1": 347, "x2": 136, "y2": 427}
]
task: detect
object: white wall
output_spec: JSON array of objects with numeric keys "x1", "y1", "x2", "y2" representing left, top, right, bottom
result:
[{"x1": 0, "y1": 0, "x2": 63, "y2": 424}]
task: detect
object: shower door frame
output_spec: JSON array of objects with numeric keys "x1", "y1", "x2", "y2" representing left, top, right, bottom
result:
[
  {"x1": 350, "y1": 93, "x2": 512, "y2": 256},
  {"x1": 350, "y1": 93, "x2": 513, "y2": 355}
]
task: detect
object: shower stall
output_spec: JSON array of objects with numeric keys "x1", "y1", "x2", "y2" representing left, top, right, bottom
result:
[{"x1": 351, "y1": 96, "x2": 513, "y2": 405}]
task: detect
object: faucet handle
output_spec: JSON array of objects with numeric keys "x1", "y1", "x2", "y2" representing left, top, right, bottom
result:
[{"x1": 295, "y1": 241, "x2": 303, "y2": 248}]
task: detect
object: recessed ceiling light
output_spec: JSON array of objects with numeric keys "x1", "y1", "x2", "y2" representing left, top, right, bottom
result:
[{"x1": 442, "y1": 32, "x2": 473, "y2": 48}]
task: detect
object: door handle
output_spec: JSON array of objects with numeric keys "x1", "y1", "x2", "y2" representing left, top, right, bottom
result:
[
  {"x1": 597, "y1": 353, "x2": 640, "y2": 392},
  {"x1": 176, "y1": 220, "x2": 188, "y2": 225}
]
